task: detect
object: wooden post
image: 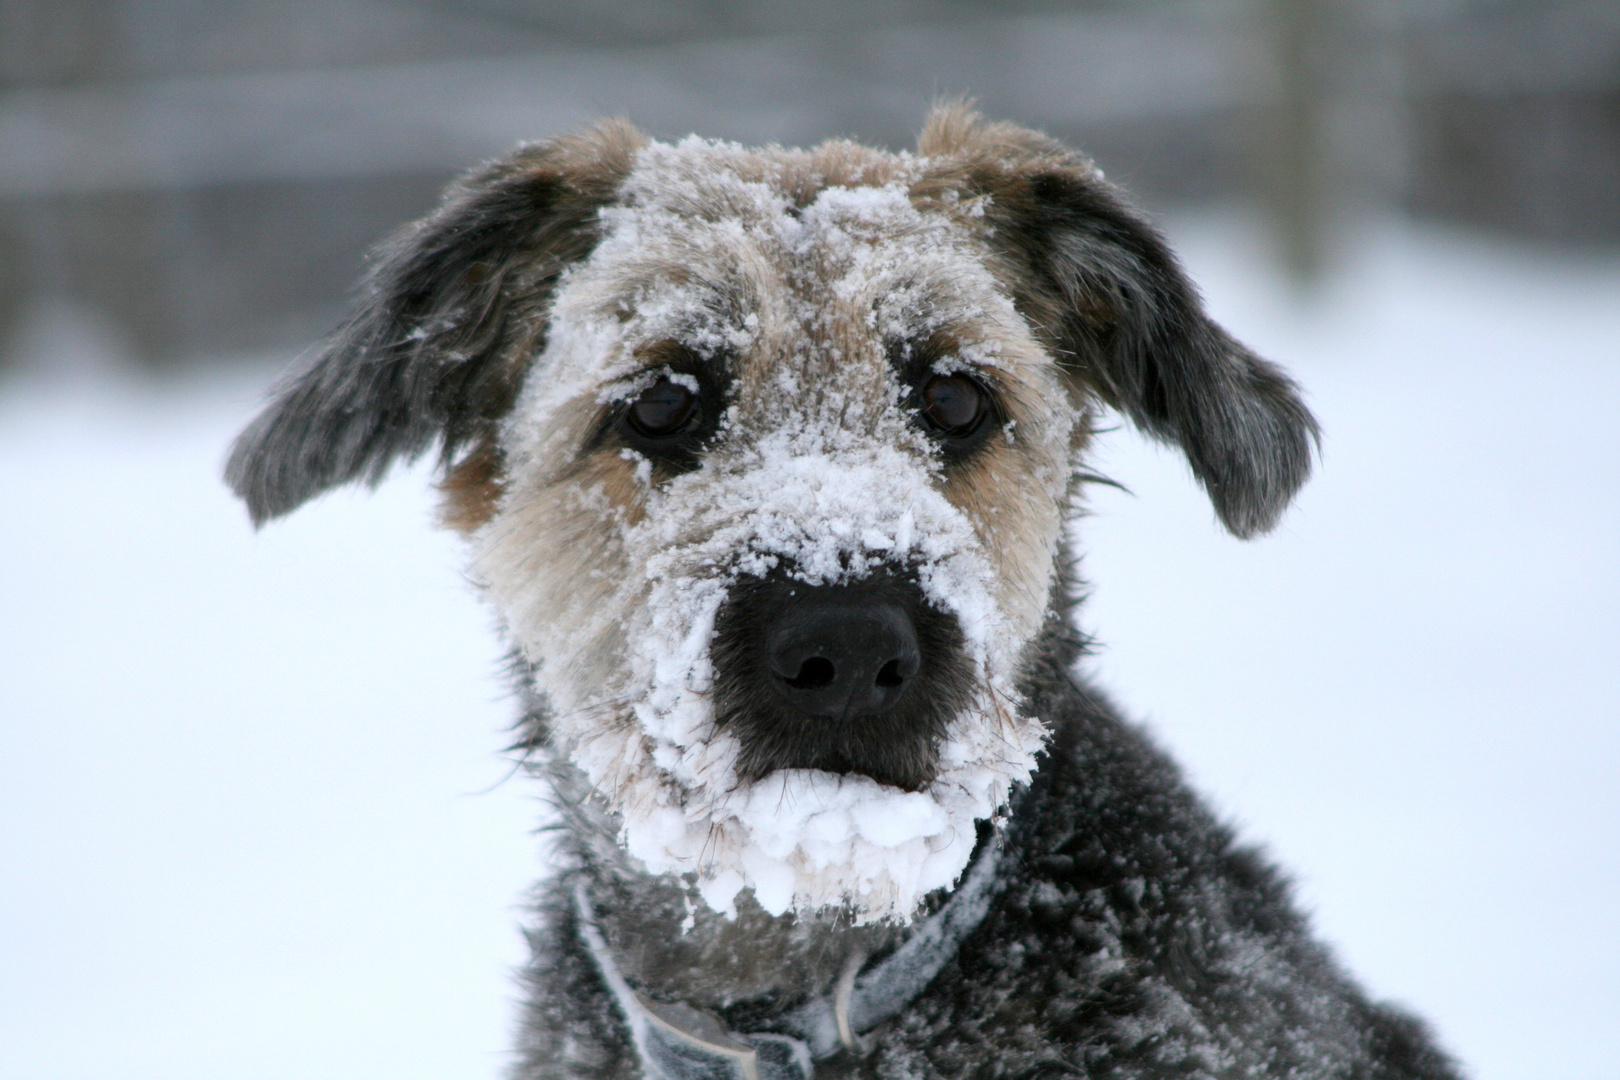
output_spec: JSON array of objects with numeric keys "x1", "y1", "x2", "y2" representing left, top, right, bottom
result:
[{"x1": 1263, "y1": 0, "x2": 1331, "y2": 284}]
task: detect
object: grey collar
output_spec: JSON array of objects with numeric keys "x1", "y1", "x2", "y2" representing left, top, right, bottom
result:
[{"x1": 574, "y1": 835, "x2": 1003, "y2": 1080}]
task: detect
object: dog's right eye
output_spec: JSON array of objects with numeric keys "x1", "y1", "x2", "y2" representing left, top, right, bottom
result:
[
  {"x1": 626, "y1": 380, "x2": 698, "y2": 439},
  {"x1": 616, "y1": 378, "x2": 709, "y2": 466}
]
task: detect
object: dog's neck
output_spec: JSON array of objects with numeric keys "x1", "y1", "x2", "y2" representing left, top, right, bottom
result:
[{"x1": 536, "y1": 745, "x2": 909, "y2": 1015}]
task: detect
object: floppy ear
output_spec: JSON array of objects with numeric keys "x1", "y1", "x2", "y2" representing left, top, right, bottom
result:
[
  {"x1": 1003, "y1": 169, "x2": 1318, "y2": 538},
  {"x1": 920, "y1": 107, "x2": 1318, "y2": 538},
  {"x1": 226, "y1": 121, "x2": 642, "y2": 526}
]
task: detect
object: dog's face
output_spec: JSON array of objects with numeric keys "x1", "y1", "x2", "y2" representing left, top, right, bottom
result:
[
  {"x1": 228, "y1": 107, "x2": 1316, "y2": 923},
  {"x1": 475, "y1": 139, "x2": 1075, "y2": 919}
]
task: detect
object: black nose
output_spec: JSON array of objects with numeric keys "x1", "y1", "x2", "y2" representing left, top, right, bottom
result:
[
  {"x1": 767, "y1": 591, "x2": 921, "y2": 718},
  {"x1": 712, "y1": 571, "x2": 972, "y2": 790}
]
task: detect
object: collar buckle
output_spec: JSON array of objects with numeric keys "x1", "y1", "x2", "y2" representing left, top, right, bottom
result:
[{"x1": 634, "y1": 994, "x2": 812, "y2": 1080}]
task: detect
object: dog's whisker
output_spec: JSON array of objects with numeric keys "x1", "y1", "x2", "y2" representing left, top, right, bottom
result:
[{"x1": 460, "y1": 756, "x2": 529, "y2": 797}]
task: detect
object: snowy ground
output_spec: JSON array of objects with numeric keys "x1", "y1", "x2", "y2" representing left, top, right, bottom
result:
[{"x1": 1, "y1": 212, "x2": 1615, "y2": 1080}]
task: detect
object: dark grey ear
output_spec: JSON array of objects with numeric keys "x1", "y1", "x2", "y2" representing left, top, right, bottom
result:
[
  {"x1": 989, "y1": 168, "x2": 1319, "y2": 538},
  {"x1": 226, "y1": 122, "x2": 641, "y2": 526}
]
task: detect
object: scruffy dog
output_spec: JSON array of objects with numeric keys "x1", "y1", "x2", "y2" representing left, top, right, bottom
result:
[{"x1": 228, "y1": 106, "x2": 1458, "y2": 1080}]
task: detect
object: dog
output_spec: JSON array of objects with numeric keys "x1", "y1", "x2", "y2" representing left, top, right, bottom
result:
[{"x1": 227, "y1": 105, "x2": 1459, "y2": 1080}]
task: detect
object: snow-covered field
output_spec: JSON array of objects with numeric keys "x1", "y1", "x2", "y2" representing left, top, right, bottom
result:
[{"x1": 2, "y1": 213, "x2": 1615, "y2": 1080}]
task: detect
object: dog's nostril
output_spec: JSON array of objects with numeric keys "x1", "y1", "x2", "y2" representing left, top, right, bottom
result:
[
  {"x1": 785, "y1": 656, "x2": 837, "y2": 690},
  {"x1": 763, "y1": 593, "x2": 921, "y2": 719}
]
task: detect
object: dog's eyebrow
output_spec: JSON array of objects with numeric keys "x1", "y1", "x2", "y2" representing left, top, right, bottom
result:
[
  {"x1": 631, "y1": 338, "x2": 711, "y2": 372},
  {"x1": 603, "y1": 271, "x2": 757, "y2": 365},
  {"x1": 885, "y1": 326, "x2": 1001, "y2": 378}
]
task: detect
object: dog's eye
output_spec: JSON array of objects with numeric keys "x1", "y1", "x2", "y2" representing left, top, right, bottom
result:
[
  {"x1": 920, "y1": 375, "x2": 988, "y2": 439},
  {"x1": 626, "y1": 379, "x2": 699, "y2": 440}
]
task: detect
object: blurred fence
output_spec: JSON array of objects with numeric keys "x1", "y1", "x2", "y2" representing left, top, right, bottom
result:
[{"x1": 2, "y1": 0, "x2": 1615, "y2": 367}]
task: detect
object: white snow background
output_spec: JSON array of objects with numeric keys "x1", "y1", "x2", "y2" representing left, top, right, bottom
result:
[{"x1": 2, "y1": 212, "x2": 1616, "y2": 1080}]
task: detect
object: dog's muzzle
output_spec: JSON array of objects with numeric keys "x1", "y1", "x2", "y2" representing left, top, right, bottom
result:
[{"x1": 711, "y1": 570, "x2": 975, "y2": 792}]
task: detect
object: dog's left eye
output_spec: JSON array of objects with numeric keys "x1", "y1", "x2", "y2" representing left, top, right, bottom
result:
[
  {"x1": 627, "y1": 380, "x2": 699, "y2": 439},
  {"x1": 918, "y1": 374, "x2": 991, "y2": 446}
]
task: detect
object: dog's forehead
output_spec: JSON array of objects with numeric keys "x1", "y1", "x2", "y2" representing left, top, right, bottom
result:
[{"x1": 577, "y1": 138, "x2": 1018, "y2": 374}]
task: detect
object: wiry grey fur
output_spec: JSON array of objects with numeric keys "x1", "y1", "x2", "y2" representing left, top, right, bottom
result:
[{"x1": 227, "y1": 107, "x2": 1457, "y2": 1080}]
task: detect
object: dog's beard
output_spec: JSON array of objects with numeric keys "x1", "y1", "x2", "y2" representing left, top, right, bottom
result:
[{"x1": 540, "y1": 437, "x2": 1049, "y2": 923}]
